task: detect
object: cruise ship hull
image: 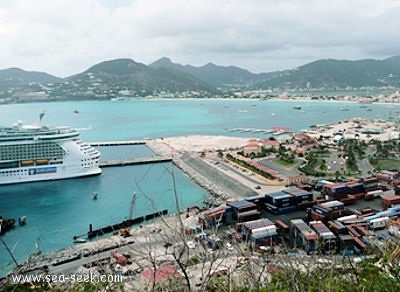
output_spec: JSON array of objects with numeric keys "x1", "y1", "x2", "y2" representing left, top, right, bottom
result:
[
  {"x1": 0, "y1": 122, "x2": 102, "y2": 185},
  {"x1": 0, "y1": 166, "x2": 102, "y2": 185}
]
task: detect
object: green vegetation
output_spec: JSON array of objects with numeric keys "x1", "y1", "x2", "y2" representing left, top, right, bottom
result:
[
  {"x1": 274, "y1": 157, "x2": 297, "y2": 168},
  {"x1": 298, "y1": 151, "x2": 329, "y2": 177},
  {"x1": 369, "y1": 158, "x2": 400, "y2": 171}
]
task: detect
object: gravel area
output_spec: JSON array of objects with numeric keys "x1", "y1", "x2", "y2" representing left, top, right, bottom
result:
[{"x1": 178, "y1": 153, "x2": 259, "y2": 200}]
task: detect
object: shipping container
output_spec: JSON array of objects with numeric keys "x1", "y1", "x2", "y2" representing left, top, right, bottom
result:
[
  {"x1": 346, "y1": 226, "x2": 361, "y2": 238},
  {"x1": 379, "y1": 205, "x2": 400, "y2": 217},
  {"x1": 314, "y1": 180, "x2": 334, "y2": 191},
  {"x1": 228, "y1": 200, "x2": 258, "y2": 219},
  {"x1": 309, "y1": 221, "x2": 337, "y2": 253},
  {"x1": 111, "y1": 250, "x2": 128, "y2": 266},
  {"x1": 322, "y1": 184, "x2": 350, "y2": 199},
  {"x1": 251, "y1": 225, "x2": 277, "y2": 237},
  {"x1": 320, "y1": 200, "x2": 345, "y2": 211},
  {"x1": 265, "y1": 192, "x2": 295, "y2": 207},
  {"x1": 275, "y1": 220, "x2": 289, "y2": 234},
  {"x1": 337, "y1": 215, "x2": 358, "y2": 223},
  {"x1": 338, "y1": 235, "x2": 355, "y2": 256},
  {"x1": 345, "y1": 181, "x2": 365, "y2": 195},
  {"x1": 224, "y1": 206, "x2": 234, "y2": 224},
  {"x1": 340, "y1": 196, "x2": 357, "y2": 205},
  {"x1": 328, "y1": 220, "x2": 347, "y2": 236},
  {"x1": 368, "y1": 217, "x2": 389, "y2": 230},
  {"x1": 282, "y1": 187, "x2": 313, "y2": 202},
  {"x1": 237, "y1": 209, "x2": 260, "y2": 222},
  {"x1": 351, "y1": 193, "x2": 365, "y2": 200},
  {"x1": 362, "y1": 177, "x2": 379, "y2": 191},
  {"x1": 241, "y1": 218, "x2": 275, "y2": 233},
  {"x1": 277, "y1": 205, "x2": 297, "y2": 215},
  {"x1": 297, "y1": 200, "x2": 317, "y2": 210},
  {"x1": 382, "y1": 195, "x2": 400, "y2": 210},
  {"x1": 310, "y1": 210, "x2": 326, "y2": 222},
  {"x1": 245, "y1": 195, "x2": 267, "y2": 210},
  {"x1": 367, "y1": 189, "x2": 384, "y2": 198},
  {"x1": 264, "y1": 203, "x2": 279, "y2": 214},
  {"x1": 353, "y1": 237, "x2": 367, "y2": 252},
  {"x1": 355, "y1": 226, "x2": 370, "y2": 237},
  {"x1": 241, "y1": 219, "x2": 276, "y2": 242},
  {"x1": 290, "y1": 219, "x2": 317, "y2": 254},
  {"x1": 249, "y1": 232, "x2": 279, "y2": 248}
]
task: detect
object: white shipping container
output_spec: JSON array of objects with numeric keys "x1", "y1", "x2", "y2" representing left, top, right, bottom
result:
[
  {"x1": 367, "y1": 190, "x2": 384, "y2": 198},
  {"x1": 337, "y1": 215, "x2": 358, "y2": 223},
  {"x1": 252, "y1": 225, "x2": 277, "y2": 236},
  {"x1": 369, "y1": 217, "x2": 389, "y2": 230}
]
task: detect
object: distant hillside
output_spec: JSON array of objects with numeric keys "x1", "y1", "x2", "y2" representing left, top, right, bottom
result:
[
  {"x1": 0, "y1": 67, "x2": 61, "y2": 88},
  {"x1": 66, "y1": 58, "x2": 214, "y2": 94},
  {"x1": 1, "y1": 55, "x2": 400, "y2": 103},
  {"x1": 150, "y1": 57, "x2": 273, "y2": 87},
  {"x1": 255, "y1": 56, "x2": 400, "y2": 90}
]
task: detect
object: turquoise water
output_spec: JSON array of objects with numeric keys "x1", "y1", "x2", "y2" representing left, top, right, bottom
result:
[
  {"x1": 0, "y1": 99, "x2": 397, "y2": 141},
  {"x1": 0, "y1": 98, "x2": 399, "y2": 276}
]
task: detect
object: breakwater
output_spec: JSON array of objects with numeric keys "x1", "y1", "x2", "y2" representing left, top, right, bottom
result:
[
  {"x1": 145, "y1": 140, "x2": 232, "y2": 205},
  {"x1": 85, "y1": 209, "x2": 168, "y2": 238},
  {"x1": 90, "y1": 140, "x2": 146, "y2": 146},
  {"x1": 100, "y1": 157, "x2": 172, "y2": 167}
]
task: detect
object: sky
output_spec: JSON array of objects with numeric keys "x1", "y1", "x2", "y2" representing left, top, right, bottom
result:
[{"x1": 0, "y1": 0, "x2": 400, "y2": 77}]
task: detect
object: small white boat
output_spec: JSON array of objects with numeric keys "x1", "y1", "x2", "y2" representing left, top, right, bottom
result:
[
  {"x1": 19, "y1": 216, "x2": 27, "y2": 225},
  {"x1": 73, "y1": 236, "x2": 86, "y2": 243}
]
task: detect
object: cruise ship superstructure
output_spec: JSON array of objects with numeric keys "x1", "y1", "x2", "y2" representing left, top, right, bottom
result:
[{"x1": 0, "y1": 121, "x2": 101, "y2": 185}]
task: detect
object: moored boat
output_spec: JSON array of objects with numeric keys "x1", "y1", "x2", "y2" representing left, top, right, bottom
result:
[{"x1": 0, "y1": 217, "x2": 16, "y2": 235}]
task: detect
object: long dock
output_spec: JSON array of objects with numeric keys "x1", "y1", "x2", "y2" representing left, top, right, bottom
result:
[
  {"x1": 90, "y1": 140, "x2": 146, "y2": 146},
  {"x1": 89, "y1": 140, "x2": 172, "y2": 167},
  {"x1": 100, "y1": 157, "x2": 172, "y2": 167}
]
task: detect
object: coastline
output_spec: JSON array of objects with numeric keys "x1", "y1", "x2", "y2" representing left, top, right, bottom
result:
[
  {"x1": 12, "y1": 137, "x2": 259, "y2": 276},
  {"x1": 3, "y1": 97, "x2": 400, "y2": 280}
]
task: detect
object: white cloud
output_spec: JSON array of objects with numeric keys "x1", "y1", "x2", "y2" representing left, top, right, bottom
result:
[{"x1": 0, "y1": 0, "x2": 399, "y2": 76}]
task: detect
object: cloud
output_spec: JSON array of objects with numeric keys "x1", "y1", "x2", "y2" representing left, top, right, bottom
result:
[{"x1": 0, "y1": 0, "x2": 399, "y2": 76}]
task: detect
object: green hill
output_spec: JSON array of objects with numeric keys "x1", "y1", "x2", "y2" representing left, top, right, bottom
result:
[
  {"x1": 255, "y1": 56, "x2": 400, "y2": 89},
  {"x1": 0, "y1": 67, "x2": 61, "y2": 88},
  {"x1": 150, "y1": 57, "x2": 273, "y2": 87},
  {"x1": 67, "y1": 58, "x2": 215, "y2": 95}
]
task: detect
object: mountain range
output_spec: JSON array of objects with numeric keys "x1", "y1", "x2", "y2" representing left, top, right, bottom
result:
[{"x1": 0, "y1": 55, "x2": 399, "y2": 102}]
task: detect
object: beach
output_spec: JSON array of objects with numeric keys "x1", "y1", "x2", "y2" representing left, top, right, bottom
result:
[{"x1": 163, "y1": 135, "x2": 250, "y2": 152}]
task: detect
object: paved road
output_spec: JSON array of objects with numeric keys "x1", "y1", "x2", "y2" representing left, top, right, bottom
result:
[{"x1": 181, "y1": 153, "x2": 260, "y2": 198}]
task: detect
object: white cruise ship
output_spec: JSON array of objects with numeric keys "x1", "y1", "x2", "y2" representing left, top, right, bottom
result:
[{"x1": 0, "y1": 121, "x2": 101, "y2": 185}]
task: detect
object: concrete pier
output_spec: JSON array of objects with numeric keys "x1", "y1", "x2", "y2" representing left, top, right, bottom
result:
[
  {"x1": 90, "y1": 140, "x2": 146, "y2": 146},
  {"x1": 91, "y1": 140, "x2": 172, "y2": 167},
  {"x1": 100, "y1": 157, "x2": 172, "y2": 167}
]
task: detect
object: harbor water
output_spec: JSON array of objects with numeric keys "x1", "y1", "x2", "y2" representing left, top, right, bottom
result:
[{"x1": 0, "y1": 98, "x2": 399, "y2": 276}]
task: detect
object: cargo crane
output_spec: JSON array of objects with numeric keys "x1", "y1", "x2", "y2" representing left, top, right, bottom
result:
[{"x1": 120, "y1": 192, "x2": 137, "y2": 237}]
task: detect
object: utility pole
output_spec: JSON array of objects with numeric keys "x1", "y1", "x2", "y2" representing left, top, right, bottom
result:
[
  {"x1": 128, "y1": 192, "x2": 137, "y2": 221},
  {"x1": 1, "y1": 239, "x2": 20, "y2": 268}
]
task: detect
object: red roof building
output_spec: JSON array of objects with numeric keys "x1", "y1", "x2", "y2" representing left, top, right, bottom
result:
[
  {"x1": 260, "y1": 139, "x2": 280, "y2": 149},
  {"x1": 293, "y1": 133, "x2": 318, "y2": 146},
  {"x1": 141, "y1": 265, "x2": 180, "y2": 283}
]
